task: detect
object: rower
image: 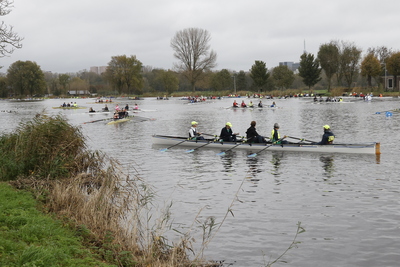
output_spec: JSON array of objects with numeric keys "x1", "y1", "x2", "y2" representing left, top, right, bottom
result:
[
  {"x1": 316, "y1": 125, "x2": 335, "y2": 145},
  {"x1": 246, "y1": 121, "x2": 267, "y2": 143},
  {"x1": 189, "y1": 121, "x2": 204, "y2": 140},
  {"x1": 270, "y1": 123, "x2": 288, "y2": 144},
  {"x1": 220, "y1": 122, "x2": 239, "y2": 142}
]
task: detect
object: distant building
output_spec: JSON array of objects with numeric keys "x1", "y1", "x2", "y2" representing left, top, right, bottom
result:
[
  {"x1": 68, "y1": 90, "x2": 90, "y2": 95},
  {"x1": 90, "y1": 66, "x2": 107, "y2": 75},
  {"x1": 279, "y1": 61, "x2": 299, "y2": 72}
]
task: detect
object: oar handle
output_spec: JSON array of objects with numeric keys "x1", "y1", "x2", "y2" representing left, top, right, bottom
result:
[{"x1": 287, "y1": 136, "x2": 316, "y2": 143}]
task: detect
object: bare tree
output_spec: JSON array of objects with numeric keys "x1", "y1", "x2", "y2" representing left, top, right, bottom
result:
[
  {"x1": 0, "y1": 0, "x2": 23, "y2": 58},
  {"x1": 171, "y1": 28, "x2": 217, "y2": 92}
]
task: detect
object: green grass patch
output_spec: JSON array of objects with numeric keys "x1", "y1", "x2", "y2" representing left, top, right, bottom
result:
[{"x1": 0, "y1": 182, "x2": 113, "y2": 267}]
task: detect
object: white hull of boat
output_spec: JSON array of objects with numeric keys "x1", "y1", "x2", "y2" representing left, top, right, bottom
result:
[{"x1": 152, "y1": 135, "x2": 380, "y2": 155}]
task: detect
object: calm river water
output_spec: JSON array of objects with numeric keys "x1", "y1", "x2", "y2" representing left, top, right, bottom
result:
[{"x1": 1, "y1": 96, "x2": 400, "y2": 267}]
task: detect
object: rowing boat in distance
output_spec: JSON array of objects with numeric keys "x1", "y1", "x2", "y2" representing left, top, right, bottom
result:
[
  {"x1": 152, "y1": 135, "x2": 380, "y2": 155},
  {"x1": 52, "y1": 106, "x2": 86, "y2": 109}
]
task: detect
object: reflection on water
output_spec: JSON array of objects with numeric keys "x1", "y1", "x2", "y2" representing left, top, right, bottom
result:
[
  {"x1": 320, "y1": 155, "x2": 335, "y2": 179},
  {"x1": 270, "y1": 152, "x2": 284, "y2": 177},
  {"x1": 219, "y1": 151, "x2": 237, "y2": 172}
]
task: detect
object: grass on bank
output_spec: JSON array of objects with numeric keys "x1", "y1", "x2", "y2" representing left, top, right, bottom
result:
[
  {"x1": 0, "y1": 182, "x2": 111, "y2": 267},
  {"x1": 0, "y1": 114, "x2": 219, "y2": 267}
]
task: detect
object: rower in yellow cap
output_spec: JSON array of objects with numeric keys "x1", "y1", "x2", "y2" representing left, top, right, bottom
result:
[
  {"x1": 317, "y1": 125, "x2": 335, "y2": 145},
  {"x1": 220, "y1": 122, "x2": 239, "y2": 142}
]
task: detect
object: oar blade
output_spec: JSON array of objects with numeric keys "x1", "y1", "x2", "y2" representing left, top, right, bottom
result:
[
  {"x1": 247, "y1": 153, "x2": 257, "y2": 158},
  {"x1": 217, "y1": 151, "x2": 226, "y2": 156},
  {"x1": 185, "y1": 149, "x2": 195, "y2": 153},
  {"x1": 159, "y1": 148, "x2": 168, "y2": 152}
]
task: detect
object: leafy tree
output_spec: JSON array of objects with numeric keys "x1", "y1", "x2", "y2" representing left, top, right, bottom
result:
[
  {"x1": 171, "y1": 28, "x2": 217, "y2": 92},
  {"x1": 159, "y1": 69, "x2": 179, "y2": 94},
  {"x1": 0, "y1": 76, "x2": 7, "y2": 97},
  {"x1": 0, "y1": 0, "x2": 23, "y2": 60},
  {"x1": 236, "y1": 71, "x2": 247, "y2": 92},
  {"x1": 105, "y1": 55, "x2": 143, "y2": 95},
  {"x1": 58, "y1": 74, "x2": 71, "y2": 95},
  {"x1": 249, "y1": 60, "x2": 269, "y2": 92},
  {"x1": 317, "y1": 41, "x2": 339, "y2": 91},
  {"x1": 298, "y1": 53, "x2": 321, "y2": 90},
  {"x1": 271, "y1": 65, "x2": 295, "y2": 90},
  {"x1": 386, "y1": 52, "x2": 400, "y2": 91},
  {"x1": 7, "y1": 60, "x2": 46, "y2": 97},
  {"x1": 360, "y1": 53, "x2": 381, "y2": 88},
  {"x1": 339, "y1": 42, "x2": 362, "y2": 88},
  {"x1": 211, "y1": 69, "x2": 232, "y2": 91}
]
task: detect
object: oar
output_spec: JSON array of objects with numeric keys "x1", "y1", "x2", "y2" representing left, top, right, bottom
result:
[
  {"x1": 160, "y1": 139, "x2": 188, "y2": 152},
  {"x1": 185, "y1": 141, "x2": 211, "y2": 153},
  {"x1": 83, "y1": 117, "x2": 113, "y2": 124},
  {"x1": 247, "y1": 137, "x2": 286, "y2": 158},
  {"x1": 216, "y1": 142, "x2": 244, "y2": 156},
  {"x1": 286, "y1": 136, "x2": 317, "y2": 143}
]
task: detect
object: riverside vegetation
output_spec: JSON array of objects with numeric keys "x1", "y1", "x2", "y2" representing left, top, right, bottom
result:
[{"x1": 0, "y1": 114, "x2": 303, "y2": 266}]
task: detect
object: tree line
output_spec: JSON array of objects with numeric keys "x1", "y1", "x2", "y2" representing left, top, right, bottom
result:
[{"x1": 1, "y1": 4, "x2": 399, "y2": 98}]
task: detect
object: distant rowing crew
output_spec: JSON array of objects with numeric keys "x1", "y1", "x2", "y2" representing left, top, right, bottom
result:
[{"x1": 232, "y1": 100, "x2": 276, "y2": 108}]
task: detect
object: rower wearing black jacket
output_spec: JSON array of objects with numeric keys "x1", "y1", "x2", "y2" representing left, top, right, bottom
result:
[
  {"x1": 220, "y1": 122, "x2": 239, "y2": 142},
  {"x1": 246, "y1": 121, "x2": 266, "y2": 143}
]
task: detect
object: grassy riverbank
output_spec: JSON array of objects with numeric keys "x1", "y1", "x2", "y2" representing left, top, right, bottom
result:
[
  {"x1": 0, "y1": 182, "x2": 111, "y2": 266},
  {"x1": 0, "y1": 114, "x2": 218, "y2": 267}
]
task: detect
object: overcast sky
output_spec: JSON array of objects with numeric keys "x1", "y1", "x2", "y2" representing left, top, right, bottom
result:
[{"x1": 1, "y1": 0, "x2": 399, "y2": 74}]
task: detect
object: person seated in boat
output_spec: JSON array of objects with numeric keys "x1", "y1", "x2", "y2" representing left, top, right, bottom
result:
[
  {"x1": 258, "y1": 100, "x2": 263, "y2": 108},
  {"x1": 220, "y1": 122, "x2": 239, "y2": 142},
  {"x1": 189, "y1": 121, "x2": 204, "y2": 140},
  {"x1": 115, "y1": 104, "x2": 120, "y2": 111},
  {"x1": 113, "y1": 112, "x2": 119, "y2": 120},
  {"x1": 89, "y1": 107, "x2": 95, "y2": 113},
  {"x1": 62, "y1": 102, "x2": 67, "y2": 107},
  {"x1": 118, "y1": 109, "x2": 128, "y2": 119},
  {"x1": 103, "y1": 104, "x2": 109, "y2": 111},
  {"x1": 316, "y1": 125, "x2": 335, "y2": 145},
  {"x1": 270, "y1": 123, "x2": 288, "y2": 144},
  {"x1": 233, "y1": 100, "x2": 238, "y2": 107},
  {"x1": 241, "y1": 100, "x2": 247, "y2": 108},
  {"x1": 125, "y1": 104, "x2": 129, "y2": 110},
  {"x1": 73, "y1": 102, "x2": 78, "y2": 107},
  {"x1": 313, "y1": 96, "x2": 318, "y2": 102},
  {"x1": 66, "y1": 102, "x2": 71, "y2": 107},
  {"x1": 270, "y1": 101, "x2": 276, "y2": 107},
  {"x1": 248, "y1": 101, "x2": 254, "y2": 107},
  {"x1": 133, "y1": 104, "x2": 139, "y2": 110},
  {"x1": 246, "y1": 121, "x2": 267, "y2": 143}
]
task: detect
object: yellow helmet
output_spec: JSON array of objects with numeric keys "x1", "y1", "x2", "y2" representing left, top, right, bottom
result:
[
  {"x1": 191, "y1": 121, "x2": 198, "y2": 125},
  {"x1": 226, "y1": 122, "x2": 232, "y2": 127},
  {"x1": 323, "y1": 125, "x2": 330, "y2": 129}
]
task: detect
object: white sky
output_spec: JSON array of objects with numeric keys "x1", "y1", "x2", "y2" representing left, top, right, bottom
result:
[{"x1": 0, "y1": 0, "x2": 399, "y2": 73}]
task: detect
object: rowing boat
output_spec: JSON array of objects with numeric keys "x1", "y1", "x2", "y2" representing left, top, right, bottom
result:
[
  {"x1": 152, "y1": 135, "x2": 380, "y2": 155},
  {"x1": 52, "y1": 106, "x2": 86, "y2": 109},
  {"x1": 107, "y1": 115, "x2": 134, "y2": 125}
]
